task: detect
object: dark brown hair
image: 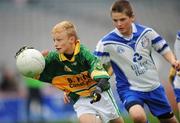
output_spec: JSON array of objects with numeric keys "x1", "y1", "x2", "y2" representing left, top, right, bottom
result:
[{"x1": 110, "y1": 0, "x2": 133, "y2": 17}]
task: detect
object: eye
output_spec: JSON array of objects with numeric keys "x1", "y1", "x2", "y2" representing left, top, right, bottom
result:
[
  {"x1": 54, "y1": 39, "x2": 62, "y2": 42},
  {"x1": 120, "y1": 18, "x2": 126, "y2": 21},
  {"x1": 113, "y1": 19, "x2": 118, "y2": 22}
]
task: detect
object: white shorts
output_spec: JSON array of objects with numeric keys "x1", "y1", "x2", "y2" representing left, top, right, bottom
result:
[{"x1": 73, "y1": 89, "x2": 121, "y2": 123}]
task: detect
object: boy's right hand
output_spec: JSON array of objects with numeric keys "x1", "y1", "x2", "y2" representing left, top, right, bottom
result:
[
  {"x1": 41, "y1": 50, "x2": 49, "y2": 57},
  {"x1": 63, "y1": 92, "x2": 70, "y2": 104}
]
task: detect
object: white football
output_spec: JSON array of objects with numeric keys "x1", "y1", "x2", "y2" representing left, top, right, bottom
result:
[{"x1": 16, "y1": 48, "x2": 45, "y2": 78}]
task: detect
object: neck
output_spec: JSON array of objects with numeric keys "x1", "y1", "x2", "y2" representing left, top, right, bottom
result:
[
  {"x1": 64, "y1": 53, "x2": 74, "y2": 60},
  {"x1": 123, "y1": 26, "x2": 132, "y2": 37}
]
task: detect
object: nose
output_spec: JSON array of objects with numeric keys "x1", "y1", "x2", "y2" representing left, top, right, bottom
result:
[
  {"x1": 54, "y1": 40, "x2": 58, "y2": 47},
  {"x1": 117, "y1": 20, "x2": 122, "y2": 26}
]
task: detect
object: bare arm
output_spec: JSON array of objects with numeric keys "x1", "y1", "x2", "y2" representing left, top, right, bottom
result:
[
  {"x1": 163, "y1": 51, "x2": 176, "y2": 64},
  {"x1": 163, "y1": 51, "x2": 180, "y2": 71},
  {"x1": 103, "y1": 62, "x2": 113, "y2": 76}
]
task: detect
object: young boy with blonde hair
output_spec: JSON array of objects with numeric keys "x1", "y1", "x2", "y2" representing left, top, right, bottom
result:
[{"x1": 16, "y1": 20, "x2": 124, "y2": 123}]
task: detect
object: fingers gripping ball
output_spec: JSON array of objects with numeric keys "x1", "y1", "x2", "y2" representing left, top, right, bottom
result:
[{"x1": 16, "y1": 48, "x2": 45, "y2": 78}]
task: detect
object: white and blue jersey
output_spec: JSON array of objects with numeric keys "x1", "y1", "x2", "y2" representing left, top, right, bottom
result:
[
  {"x1": 173, "y1": 31, "x2": 180, "y2": 89},
  {"x1": 173, "y1": 31, "x2": 180, "y2": 102},
  {"x1": 94, "y1": 23, "x2": 171, "y2": 92}
]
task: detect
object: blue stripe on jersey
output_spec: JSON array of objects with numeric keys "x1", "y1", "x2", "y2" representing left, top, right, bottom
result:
[
  {"x1": 101, "y1": 24, "x2": 147, "y2": 51},
  {"x1": 178, "y1": 31, "x2": 180, "y2": 40},
  {"x1": 157, "y1": 44, "x2": 168, "y2": 53},
  {"x1": 110, "y1": 60, "x2": 130, "y2": 91},
  {"x1": 133, "y1": 24, "x2": 146, "y2": 39},
  {"x1": 104, "y1": 42, "x2": 134, "y2": 51},
  {"x1": 178, "y1": 31, "x2": 180, "y2": 37},
  {"x1": 93, "y1": 51, "x2": 109, "y2": 57},
  {"x1": 152, "y1": 36, "x2": 163, "y2": 44},
  {"x1": 102, "y1": 32, "x2": 128, "y2": 43}
]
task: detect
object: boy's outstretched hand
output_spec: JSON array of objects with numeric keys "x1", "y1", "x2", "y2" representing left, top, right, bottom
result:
[
  {"x1": 90, "y1": 88, "x2": 101, "y2": 104},
  {"x1": 41, "y1": 49, "x2": 49, "y2": 57}
]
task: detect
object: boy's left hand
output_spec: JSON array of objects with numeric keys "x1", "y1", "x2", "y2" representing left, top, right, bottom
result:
[{"x1": 172, "y1": 60, "x2": 180, "y2": 71}]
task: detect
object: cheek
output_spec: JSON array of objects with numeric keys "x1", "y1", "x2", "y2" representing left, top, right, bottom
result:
[
  {"x1": 113, "y1": 22, "x2": 118, "y2": 27},
  {"x1": 62, "y1": 43, "x2": 70, "y2": 49},
  {"x1": 122, "y1": 21, "x2": 130, "y2": 28},
  {"x1": 58, "y1": 41, "x2": 66, "y2": 47}
]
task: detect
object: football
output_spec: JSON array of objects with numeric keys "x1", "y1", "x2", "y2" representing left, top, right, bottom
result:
[{"x1": 16, "y1": 48, "x2": 45, "y2": 78}]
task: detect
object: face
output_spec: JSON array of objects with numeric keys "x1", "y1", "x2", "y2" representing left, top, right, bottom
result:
[
  {"x1": 52, "y1": 31, "x2": 74, "y2": 54},
  {"x1": 111, "y1": 12, "x2": 134, "y2": 36}
]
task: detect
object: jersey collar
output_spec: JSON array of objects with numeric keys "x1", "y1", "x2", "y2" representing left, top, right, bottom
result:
[{"x1": 59, "y1": 40, "x2": 80, "y2": 62}]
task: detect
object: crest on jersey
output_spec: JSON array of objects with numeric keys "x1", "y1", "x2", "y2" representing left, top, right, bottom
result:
[
  {"x1": 141, "y1": 36, "x2": 150, "y2": 48},
  {"x1": 117, "y1": 46, "x2": 125, "y2": 54},
  {"x1": 133, "y1": 52, "x2": 142, "y2": 62},
  {"x1": 71, "y1": 62, "x2": 77, "y2": 66},
  {"x1": 64, "y1": 65, "x2": 72, "y2": 72}
]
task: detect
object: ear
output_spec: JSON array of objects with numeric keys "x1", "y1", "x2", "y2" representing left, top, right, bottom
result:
[
  {"x1": 131, "y1": 15, "x2": 135, "y2": 22},
  {"x1": 69, "y1": 36, "x2": 76, "y2": 43}
]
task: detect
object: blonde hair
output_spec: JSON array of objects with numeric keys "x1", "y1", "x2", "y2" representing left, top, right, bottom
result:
[{"x1": 52, "y1": 21, "x2": 78, "y2": 39}]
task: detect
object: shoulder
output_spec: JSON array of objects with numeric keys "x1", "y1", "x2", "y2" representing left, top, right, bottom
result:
[
  {"x1": 79, "y1": 44, "x2": 97, "y2": 60},
  {"x1": 101, "y1": 29, "x2": 118, "y2": 42},
  {"x1": 47, "y1": 51, "x2": 59, "y2": 58},
  {"x1": 80, "y1": 44, "x2": 90, "y2": 51},
  {"x1": 79, "y1": 44, "x2": 92, "y2": 55},
  {"x1": 135, "y1": 23, "x2": 153, "y2": 34},
  {"x1": 99, "y1": 29, "x2": 125, "y2": 46},
  {"x1": 45, "y1": 51, "x2": 59, "y2": 63},
  {"x1": 135, "y1": 24, "x2": 160, "y2": 39}
]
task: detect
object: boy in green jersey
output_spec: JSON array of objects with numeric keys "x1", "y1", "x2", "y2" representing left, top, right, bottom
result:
[{"x1": 16, "y1": 21, "x2": 124, "y2": 123}]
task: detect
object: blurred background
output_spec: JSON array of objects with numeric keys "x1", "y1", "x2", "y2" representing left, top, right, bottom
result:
[{"x1": 0, "y1": 0, "x2": 180, "y2": 122}]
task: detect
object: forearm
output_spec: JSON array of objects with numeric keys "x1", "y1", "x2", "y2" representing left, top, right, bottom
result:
[
  {"x1": 163, "y1": 51, "x2": 180, "y2": 71},
  {"x1": 163, "y1": 51, "x2": 176, "y2": 65},
  {"x1": 103, "y1": 62, "x2": 113, "y2": 76}
]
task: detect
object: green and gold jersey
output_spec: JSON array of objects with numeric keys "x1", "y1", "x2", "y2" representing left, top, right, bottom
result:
[{"x1": 39, "y1": 41, "x2": 109, "y2": 97}]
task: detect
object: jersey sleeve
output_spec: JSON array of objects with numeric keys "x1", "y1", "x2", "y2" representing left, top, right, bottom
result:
[
  {"x1": 149, "y1": 29, "x2": 171, "y2": 55},
  {"x1": 174, "y1": 31, "x2": 180, "y2": 60},
  {"x1": 93, "y1": 40, "x2": 111, "y2": 64},
  {"x1": 81, "y1": 45, "x2": 110, "y2": 80}
]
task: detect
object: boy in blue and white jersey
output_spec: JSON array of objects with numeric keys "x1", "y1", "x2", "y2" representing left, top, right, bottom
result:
[
  {"x1": 94, "y1": 0, "x2": 180, "y2": 123},
  {"x1": 169, "y1": 31, "x2": 180, "y2": 119},
  {"x1": 174, "y1": 31, "x2": 180, "y2": 107}
]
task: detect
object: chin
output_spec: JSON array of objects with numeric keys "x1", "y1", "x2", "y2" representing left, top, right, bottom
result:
[
  {"x1": 118, "y1": 29, "x2": 124, "y2": 33},
  {"x1": 120, "y1": 30, "x2": 128, "y2": 36},
  {"x1": 56, "y1": 50, "x2": 62, "y2": 54}
]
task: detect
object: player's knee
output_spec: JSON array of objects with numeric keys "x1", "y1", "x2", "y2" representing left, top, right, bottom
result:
[
  {"x1": 131, "y1": 114, "x2": 147, "y2": 123},
  {"x1": 128, "y1": 104, "x2": 147, "y2": 123},
  {"x1": 157, "y1": 111, "x2": 174, "y2": 120}
]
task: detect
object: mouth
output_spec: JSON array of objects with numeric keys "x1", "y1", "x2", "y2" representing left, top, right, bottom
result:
[
  {"x1": 118, "y1": 27, "x2": 124, "y2": 31},
  {"x1": 56, "y1": 48, "x2": 61, "y2": 51}
]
